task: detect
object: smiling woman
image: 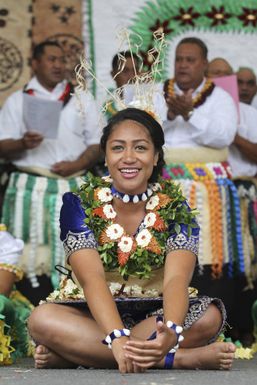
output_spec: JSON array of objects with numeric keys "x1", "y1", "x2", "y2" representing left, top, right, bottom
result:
[{"x1": 28, "y1": 108, "x2": 236, "y2": 373}]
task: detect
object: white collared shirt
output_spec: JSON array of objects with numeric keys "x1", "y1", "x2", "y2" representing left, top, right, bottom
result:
[
  {"x1": 229, "y1": 102, "x2": 257, "y2": 177},
  {"x1": 163, "y1": 78, "x2": 237, "y2": 149},
  {"x1": 251, "y1": 93, "x2": 257, "y2": 110},
  {"x1": 0, "y1": 77, "x2": 101, "y2": 169}
]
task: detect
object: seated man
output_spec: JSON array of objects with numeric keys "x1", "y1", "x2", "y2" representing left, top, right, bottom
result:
[
  {"x1": 208, "y1": 57, "x2": 257, "y2": 346},
  {"x1": 162, "y1": 37, "x2": 240, "y2": 330},
  {"x1": 104, "y1": 51, "x2": 140, "y2": 120},
  {"x1": 0, "y1": 41, "x2": 102, "y2": 295},
  {"x1": 163, "y1": 37, "x2": 237, "y2": 150},
  {"x1": 236, "y1": 67, "x2": 257, "y2": 107},
  {"x1": 208, "y1": 58, "x2": 257, "y2": 178}
]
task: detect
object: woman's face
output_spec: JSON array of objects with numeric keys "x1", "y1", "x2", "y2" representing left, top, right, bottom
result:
[{"x1": 105, "y1": 119, "x2": 158, "y2": 195}]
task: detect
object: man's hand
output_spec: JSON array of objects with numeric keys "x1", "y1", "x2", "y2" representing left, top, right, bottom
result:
[
  {"x1": 166, "y1": 89, "x2": 194, "y2": 121},
  {"x1": 51, "y1": 160, "x2": 80, "y2": 177},
  {"x1": 22, "y1": 131, "x2": 44, "y2": 149}
]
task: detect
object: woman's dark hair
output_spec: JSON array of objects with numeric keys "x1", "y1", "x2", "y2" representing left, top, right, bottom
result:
[{"x1": 100, "y1": 108, "x2": 165, "y2": 182}]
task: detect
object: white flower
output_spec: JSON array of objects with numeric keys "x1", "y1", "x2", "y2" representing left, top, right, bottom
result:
[
  {"x1": 106, "y1": 224, "x2": 124, "y2": 240},
  {"x1": 123, "y1": 286, "x2": 132, "y2": 295},
  {"x1": 130, "y1": 284, "x2": 143, "y2": 297},
  {"x1": 103, "y1": 204, "x2": 116, "y2": 219},
  {"x1": 97, "y1": 187, "x2": 113, "y2": 202},
  {"x1": 109, "y1": 282, "x2": 122, "y2": 296},
  {"x1": 123, "y1": 284, "x2": 142, "y2": 297},
  {"x1": 144, "y1": 212, "x2": 157, "y2": 228},
  {"x1": 150, "y1": 183, "x2": 162, "y2": 192},
  {"x1": 101, "y1": 175, "x2": 113, "y2": 183},
  {"x1": 146, "y1": 195, "x2": 159, "y2": 210},
  {"x1": 136, "y1": 229, "x2": 152, "y2": 247},
  {"x1": 118, "y1": 236, "x2": 133, "y2": 253},
  {"x1": 144, "y1": 288, "x2": 159, "y2": 297},
  {"x1": 63, "y1": 279, "x2": 79, "y2": 295}
]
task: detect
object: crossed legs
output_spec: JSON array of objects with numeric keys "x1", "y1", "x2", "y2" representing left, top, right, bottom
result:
[{"x1": 28, "y1": 302, "x2": 235, "y2": 370}]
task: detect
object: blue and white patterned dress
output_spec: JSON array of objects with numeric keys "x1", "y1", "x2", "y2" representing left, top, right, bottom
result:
[{"x1": 58, "y1": 189, "x2": 226, "y2": 340}]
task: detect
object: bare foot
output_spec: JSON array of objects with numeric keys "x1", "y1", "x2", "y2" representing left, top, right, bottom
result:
[
  {"x1": 34, "y1": 345, "x2": 76, "y2": 369},
  {"x1": 174, "y1": 342, "x2": 236, "y2": 370}
]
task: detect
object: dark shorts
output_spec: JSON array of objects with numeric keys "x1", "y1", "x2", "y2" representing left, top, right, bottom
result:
[
  {"x1": 118, "y1": 296, "x2": 226, "y2": 343},
  {"x1": 49, "y1": 295, "x2": 226, "y2": 344}
]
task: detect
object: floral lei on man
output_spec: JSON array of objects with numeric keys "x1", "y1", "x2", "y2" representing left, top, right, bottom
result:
[
  {"x1": 164, "y1": 78, "x2": 215, "y2": 109},
  {"x1": 78, "y1": 173, "x2": 198, "y2": 280}
]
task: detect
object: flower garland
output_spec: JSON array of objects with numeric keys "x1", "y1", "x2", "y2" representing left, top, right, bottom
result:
[
  {"x1": 205, "y1": 180, "x2": 224, "y2": 278},
  {"x1": 78, "y1": 173, "x2": 198, "y2": 280},
  {"x1": 165, "y1": 78, "x2": 215, "y2": 108}
]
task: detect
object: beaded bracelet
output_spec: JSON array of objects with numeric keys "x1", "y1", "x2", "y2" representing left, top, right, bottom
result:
[
  {"x1": 149, "y1": 316, "x2": 184, "y2": 349},
  {"x1": 148, "y1": 316, "x2": 184, "y2": 369},
  {"x1": 102, "y1": 328, "x2": 130, "y2": 349},
  {"x1": 166, "y1": 320, "x2": 184, "y2": 353}
]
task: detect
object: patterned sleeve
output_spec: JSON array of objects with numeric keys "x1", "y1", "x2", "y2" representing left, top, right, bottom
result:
[
  {"x1": 60, "y1": 192, "x2": 98, "y2": 260},
  {"x1": 166, "y1": 202, "x2": 200, "y2": 257}
]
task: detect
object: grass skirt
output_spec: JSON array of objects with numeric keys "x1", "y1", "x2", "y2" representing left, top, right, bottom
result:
[{"x1": 0, "y1": 291, "x2": 33, "y2": 365}]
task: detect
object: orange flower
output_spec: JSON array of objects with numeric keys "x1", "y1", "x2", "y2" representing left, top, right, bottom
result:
[
  {"x1": 155, "y1": 193, "x2": 172, "y2": 210},
  {"x1": 117, "y1": 251, "x2": 130, "y2": 266},
  {"x1": 94, "y1": 188, "x2": 102, "y2": 201},
  {"x1": 146, "y1": 236, "x2": 162, "y2": 254},
  {"x1": 93, "y1": 206, "x2": 106, "y2": 218},
  {"x1": 152, "y1": 212, "x2": 167, "y2": 231},
  {"x1": 99, "y1": 230, "x2": 111, "y2": 245},
  {"x1": 204, "y1": 180, "x2": 224, "y2": 278}
]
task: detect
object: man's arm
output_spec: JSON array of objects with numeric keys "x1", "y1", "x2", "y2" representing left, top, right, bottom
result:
[
  {"x1": 76, "y1": 144, "x2": 102, "y2": 170},
  {"x1": 0, "y1": 139, "x2": 25, "y2": 159},
  {"x1": 188, "y1": 88, "x2": 237, "y2": 148},
  {"x1": 0, "y1": 132, "x2": 44, "y2": 159},
  {"x1": 233, "y1": 134, "x2": 257, "y2": 163},
  {"x1": 51, "y1": 144, "x2": 101, "y2": 177}
]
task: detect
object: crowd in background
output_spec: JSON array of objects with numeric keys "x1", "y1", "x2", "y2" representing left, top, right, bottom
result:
[{"x1": 0, "y1": 34, "x2": 257, "y2": 366}]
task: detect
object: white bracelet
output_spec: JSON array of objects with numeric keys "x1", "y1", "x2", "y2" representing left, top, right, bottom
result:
[
  {"x1": 102, "y1": 328, "x2": 130, "y2": 349},
  {"x1": 166, "y1": 320, "x2": 184, "y2": 351}
]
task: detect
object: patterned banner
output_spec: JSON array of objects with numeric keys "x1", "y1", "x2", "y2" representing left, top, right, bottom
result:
[
  {"x1": 83, "y1": 0, "x2": 257, "y2": 104},
  {"x1": 32, "y1": 0, "x2": 84, "y2": 84},
  {"x1": 0, "y1": 0, "x2": 32, "y2": 107}
]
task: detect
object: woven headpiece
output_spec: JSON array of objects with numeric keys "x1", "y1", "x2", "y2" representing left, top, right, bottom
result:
[{"x1": 75, "y1": 29, "x2": 167, "y2": 124}]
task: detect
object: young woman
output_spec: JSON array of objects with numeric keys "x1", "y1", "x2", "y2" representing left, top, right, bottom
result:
[{"x1": 28, "y1": 108, "x2": 235, "y2": 372}]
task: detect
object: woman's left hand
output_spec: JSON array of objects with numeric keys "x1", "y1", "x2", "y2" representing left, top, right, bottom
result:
[{"x1": 123, "y1": 321, "x2": 177, "y2": 369}]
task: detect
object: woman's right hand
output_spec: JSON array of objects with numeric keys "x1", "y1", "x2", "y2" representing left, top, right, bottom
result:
[
  {"x1": 112, "y1": 337, "x2": 144, "y2": 373},
  {"x1": 22, "y1": 131, "x2": 44, "y2": 149}
]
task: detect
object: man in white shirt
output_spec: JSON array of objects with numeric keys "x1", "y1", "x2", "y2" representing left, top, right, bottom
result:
[
  {"x1": 163, "y1": 38, "x2": 237, "y2": 149},
  {"x1": 208, "y1": 58, "x2": 257, "y2": 178},
  {"x1": 236, "y1": 67, "x2": 257, "y2": 107},
  {"x1": 104, "y1": 51, "x2": 140, "y2": 121},
  {"x1": 162, "y1": 38, "x2": 239, "y2": 342},
  {"x1": 0, "y1": 41, "x2": 100, "y2": 177},
  {"x1": 0, "y1": 41, "x2": 101, "y2": 301},
  {"x1": 208, "y1": 57, "x2": 257, "y2": 347}
]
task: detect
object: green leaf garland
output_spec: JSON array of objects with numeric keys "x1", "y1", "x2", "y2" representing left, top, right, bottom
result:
[{"x1": 77, "y1": 173, "x2": 199, "y2": 280}]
